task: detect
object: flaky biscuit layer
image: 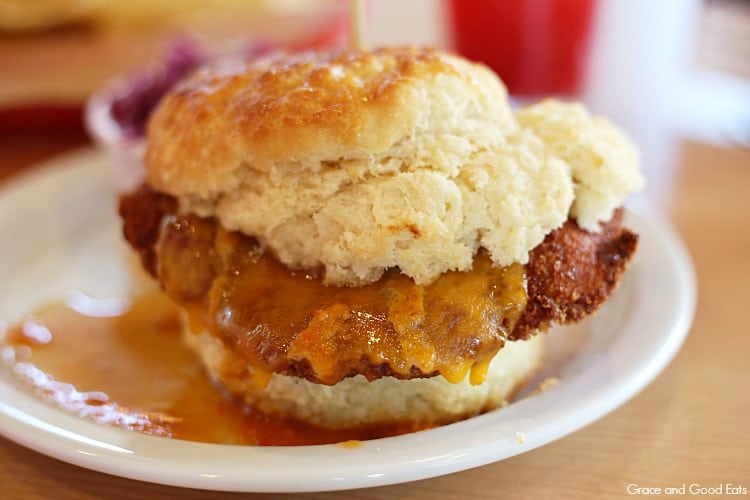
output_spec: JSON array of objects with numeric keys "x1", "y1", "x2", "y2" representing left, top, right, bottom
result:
[{"x1": 146, "y1": 47, "x2": 642, "y2": 285}]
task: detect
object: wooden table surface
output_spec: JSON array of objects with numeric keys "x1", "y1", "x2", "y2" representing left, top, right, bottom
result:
[{"x1": 0, "y1": 129, "x2": 748, "y2": 499}]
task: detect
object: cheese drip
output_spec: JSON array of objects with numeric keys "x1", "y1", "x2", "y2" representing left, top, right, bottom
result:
[{"x1": 156, "y1": 213, "x2": 528, "y2": 386}]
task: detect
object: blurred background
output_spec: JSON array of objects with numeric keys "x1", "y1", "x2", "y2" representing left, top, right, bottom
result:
[
  {"x1": 0, "y1": 0, "x2": 748, "y2": 205},
  {"x1": 369, "y1": 0, "x2": 750, "y2": 205}
]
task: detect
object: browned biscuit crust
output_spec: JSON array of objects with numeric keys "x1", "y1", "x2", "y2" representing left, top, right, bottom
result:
[{"x1": 144, "y1": 46, "x2": 512, "y2": 199}]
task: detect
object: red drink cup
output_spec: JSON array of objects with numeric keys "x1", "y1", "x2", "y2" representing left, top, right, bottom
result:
[{"x1": 447, "y1": 0, "x2": 597, "y2": 96}]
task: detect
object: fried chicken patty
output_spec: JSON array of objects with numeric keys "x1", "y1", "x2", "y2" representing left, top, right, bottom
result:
[{"x1": 119, "y1": 186, "x2": 637, "y2": 385}]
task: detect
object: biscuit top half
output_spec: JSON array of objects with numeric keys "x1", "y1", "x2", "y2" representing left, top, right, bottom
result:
[{"x1": 144, "y1": 46, "x2": 643, "y2": 286}]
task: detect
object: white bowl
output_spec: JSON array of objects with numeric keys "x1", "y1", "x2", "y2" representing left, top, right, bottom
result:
[{"x1": 84, "y1": 77, "x2": 147, "y2": 192}]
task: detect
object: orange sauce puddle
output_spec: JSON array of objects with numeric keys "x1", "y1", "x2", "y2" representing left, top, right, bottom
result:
[{"x1": 0, "y1": 291, "x2": 427, "y2": 446}]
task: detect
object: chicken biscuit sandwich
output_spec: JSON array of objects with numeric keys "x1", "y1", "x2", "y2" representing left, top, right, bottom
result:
[{"x1": 118, "y1": 46, "x2": 642, "y2": 433}]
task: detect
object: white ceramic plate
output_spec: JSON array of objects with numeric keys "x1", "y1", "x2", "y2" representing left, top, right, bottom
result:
[{"x1": 0, "y1": 150, "x2": 695, "y2": 493}]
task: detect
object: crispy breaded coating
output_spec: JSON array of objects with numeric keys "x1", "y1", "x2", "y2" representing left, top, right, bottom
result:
[{"x1": 511, "y1": 209, "x2": 638, "y2": 340}]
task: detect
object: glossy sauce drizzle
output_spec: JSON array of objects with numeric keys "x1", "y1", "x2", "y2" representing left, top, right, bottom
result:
[{"x1": 0, "y1": 292, "x2": 425, "y2": 445}]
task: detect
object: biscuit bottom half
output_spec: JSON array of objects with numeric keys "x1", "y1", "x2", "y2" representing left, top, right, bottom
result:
[{"x1": 183, "y1": 326, "x2": 544, "y2": 430}]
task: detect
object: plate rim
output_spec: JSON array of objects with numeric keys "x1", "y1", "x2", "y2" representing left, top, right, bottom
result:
[{"x1": 0, "y1": 149, "x2": 696, "y2": 492}]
